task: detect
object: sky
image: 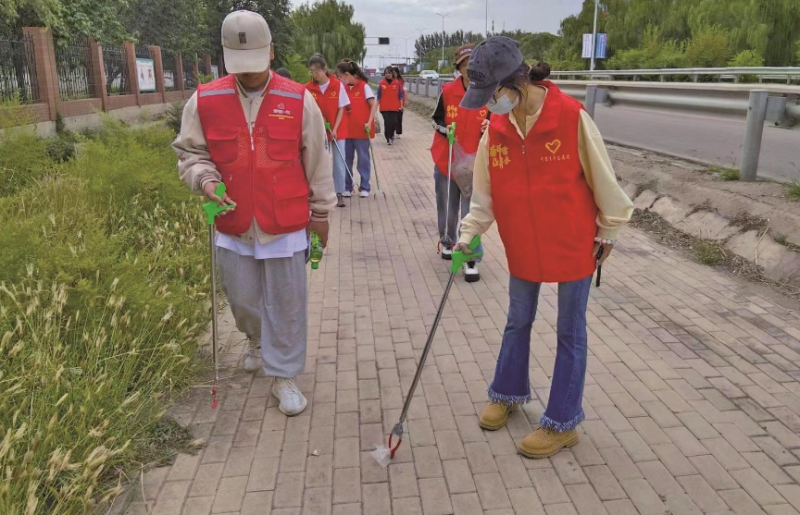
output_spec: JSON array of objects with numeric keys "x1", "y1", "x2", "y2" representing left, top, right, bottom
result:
[{"x1": 326, "y1": 0, "x2": 587, "y2": 69}]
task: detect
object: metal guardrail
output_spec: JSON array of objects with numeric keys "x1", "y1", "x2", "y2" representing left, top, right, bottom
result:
[
  {"x1": 548, "y1": 67, "x2": 800, "y2": 84},
  {"x1": 402, "y1": 75, "x2": 800, "y2": 182}
]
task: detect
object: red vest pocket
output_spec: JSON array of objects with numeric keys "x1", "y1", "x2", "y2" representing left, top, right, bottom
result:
[
  {"x1": 206, "y1": 128, "x2": 239, "y2": 164},
  {"x1": 272, "y1": 175, "x2": 310, "y2": 229},
  {"x1": 266, "y1": 121, "x2": 301, "y2": 161}
]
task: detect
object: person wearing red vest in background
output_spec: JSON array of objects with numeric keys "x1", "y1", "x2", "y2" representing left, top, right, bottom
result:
[
  {"x1": 173, "y1": 11, "x2": 336, "y2": 417},
  {"x1": 306, "y1": 54, "x2": 350, "y2": 208},
  {"x1": 430, "y1": 44, "x2": 488, "y2": 282},
  {"x1": 377, "y1": 66, "x2": 404, "y2": 145},
  {"x1": 456, "y1": 37, "x2": 633, "y2": 458},
  {"x1": 392, "y1": 67, "x2": 405, "y2": 139},
  {"x1": 336, "y1": 59, "x2": 377, "y2": 198}
]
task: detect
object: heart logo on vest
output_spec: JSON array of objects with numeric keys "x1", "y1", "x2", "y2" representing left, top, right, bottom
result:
[{"x1": 545, "y1": 139, "x2": 562, "y2": 154}]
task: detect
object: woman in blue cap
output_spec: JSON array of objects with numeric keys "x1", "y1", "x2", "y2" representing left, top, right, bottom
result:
[{"x1": 457, "y1": 37, "x2": 633, "y2": 458}]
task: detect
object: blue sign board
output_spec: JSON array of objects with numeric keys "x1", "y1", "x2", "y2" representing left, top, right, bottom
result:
[{"x1": 595, "y1": 33, "x2": 608, "y2": 59}]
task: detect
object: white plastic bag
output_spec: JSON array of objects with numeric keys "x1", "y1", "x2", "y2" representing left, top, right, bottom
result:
[{"x1": 450, "y1": 142, "x2": 477, "y2": 199}]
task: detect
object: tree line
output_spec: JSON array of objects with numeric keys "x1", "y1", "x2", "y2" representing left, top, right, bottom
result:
[
  {"x1": 0, "y1": 0, "x2": 366, "y2": 78},
  {"x1": 414, "y1": 0, "x2": 800, "y2": 71}
]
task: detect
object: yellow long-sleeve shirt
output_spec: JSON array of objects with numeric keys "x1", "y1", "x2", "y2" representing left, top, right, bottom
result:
[{"x1": 458, "y1": 105, "x2": 634, "y2": 246}]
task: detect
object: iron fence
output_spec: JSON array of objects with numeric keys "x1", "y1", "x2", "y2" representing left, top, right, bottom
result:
[
  {"x1": 162, "y1": 54, "x2": 177, "y2": 91},
  {"x1": 0, "y1": 34, "x2": 40, "y2": 104},
  {"x1": 183, "y1": 56, "x2": 197, "y2": 90},
  {"x1": 135, "y1": 46, "x2": 152, "y2": 59},
  {"x1": 54, "y1": 39, "x2": 96, "y2": 101},
  {"x1": 103, "y1": 46, "x2": 130, "y2": 95}
]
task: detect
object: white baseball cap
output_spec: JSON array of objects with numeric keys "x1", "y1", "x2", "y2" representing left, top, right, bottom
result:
[{"x1": 221, "y1": 10, "x2": 272, "y2": 74}]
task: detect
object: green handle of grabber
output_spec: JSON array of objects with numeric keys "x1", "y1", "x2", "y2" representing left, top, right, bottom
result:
[
  {"x1": 448, "y1": 122, "x2": 456, "y2": 146},
  {"x1": 450, "y1": 235, "x2": 482, "y2": 274},
  {"x1": 325, "y1": 121, "x2": 332, "y2": 132},
  {"x1": 365, "y1": 125, "x2": 371, "y2": 138},
  {"x1": 202, "y1": 183, "x2": 234, "y2": 225}
]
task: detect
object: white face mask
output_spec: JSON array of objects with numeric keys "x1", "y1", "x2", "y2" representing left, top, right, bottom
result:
[{"x1": 487, "y1": 92, "x2": 519, "y2": 115}]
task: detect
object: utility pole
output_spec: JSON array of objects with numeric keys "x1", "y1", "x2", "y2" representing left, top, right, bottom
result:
[
  {"x1": 414, "y1": 27, "x2": 426, "y2": 68},
  {"x1": 437, "y1": 12, "x2": 450, "y2": 70},
  {"x1": 485, "y1": 0, "x2": 489, "y2": 37},
  {"x1": 590, "y1": 0, "x2": 599, "y2": 71}
]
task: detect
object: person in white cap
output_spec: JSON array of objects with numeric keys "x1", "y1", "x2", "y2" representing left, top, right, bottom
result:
[{"x1": 173, "y1": 10, "x2": 336, "y2": 416}]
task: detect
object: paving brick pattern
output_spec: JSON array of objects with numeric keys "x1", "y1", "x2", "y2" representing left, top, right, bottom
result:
[{"x1": 115, "y1": 110, "x2": 800, "y2": 515}]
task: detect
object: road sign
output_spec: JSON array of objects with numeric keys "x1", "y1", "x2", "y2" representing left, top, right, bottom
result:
[
  {"x1": 582, "y1": 33, "x2": 608, "y2": 59},
  {"x1": 379, "y1": 37, "x2": 390, "y2": 45}
]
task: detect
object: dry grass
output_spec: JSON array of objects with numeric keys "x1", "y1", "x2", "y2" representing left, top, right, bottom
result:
[{"x1": 0, "y1": 121, "x2": 211, "y2": 513}]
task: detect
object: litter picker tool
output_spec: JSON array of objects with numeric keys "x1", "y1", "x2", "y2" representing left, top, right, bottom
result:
[
  {"x1": 373, "y1": 235, "x2": 484, "y2": 466},
  {"x1": 325, "y1": 121, "x2": 360, "y2": 192},
  {"x1": 365, "y1": 126, "x2": 386, "y2": 199},
  {"x1": 439, "y1": 122, "x2": 457, "y2": 254},
  {"x1": 202, "y1": 183, "x2": 234, "y2": 409}
]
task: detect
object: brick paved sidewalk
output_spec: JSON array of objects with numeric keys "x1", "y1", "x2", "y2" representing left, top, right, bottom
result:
[{"x1": 116, "y1": 109, "x2": 800, "y2": 515}]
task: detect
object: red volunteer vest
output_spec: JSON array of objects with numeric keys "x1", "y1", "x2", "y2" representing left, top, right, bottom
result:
[
  {"x1": 306, "y1": 74, "x2": 348, "y2": 140},
  {"x1": 488, "y1": 82, "x2": 598, "y2": 283},
  {"x1": 378, "y1": 78, "x2": 402, "y2": 112},
  {"x1": 197, "y1": 73, "x2": 309, "y2": 236},
  {"x1": 344, "y1": 80, "x2": 375, "y2": 140},
  {"x1": 430, "y1": 79, "x2": 489, "y2": 175}
]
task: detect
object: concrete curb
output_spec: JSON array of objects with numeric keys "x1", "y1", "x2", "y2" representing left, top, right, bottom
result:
[{"x1": 622, "y1": 183, "x2": 800, "y2": 285}]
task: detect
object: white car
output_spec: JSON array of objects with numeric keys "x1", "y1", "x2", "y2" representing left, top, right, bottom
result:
[{"x1": 419, "y1": 70, "x2": 440, "y2": 80}]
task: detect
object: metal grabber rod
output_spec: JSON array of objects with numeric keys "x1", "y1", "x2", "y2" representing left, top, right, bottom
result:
[
  {"x1": 383, "y1": 235, "x2": 483, "y2": 460},
  {"x1": 441, "y1": 122, "x2": 456, "y2": 253},
  {"x1": 365, "y1": 126, "x2": 386, "y2": 199},
  {"x1": 202, "y1": 183, "x2": 234, "y2": 409},
  {"x1": 325, "y1": 122, "x2": 360, "y2": 192}
]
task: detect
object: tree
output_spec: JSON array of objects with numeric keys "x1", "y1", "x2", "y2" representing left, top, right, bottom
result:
[
  {"x1": 414, "y1": 30, "x2": 483, "y2": 61},
  {"x1": 203, "y1": 0, "x2": 294, "y2": 64},
  {"x1": 519, "y1": 32, "x2": 559, "y2": 62},
  {"x1": 1, "y1": 0, "x2": 130, "y2": 44},
  {"x1": 291, "y1": 0, "x2": 365, "y2": 67},
  {"x1": 686, "y1": 25, "x2": 731, "y2": 67},
  {"x1": 122, "y1": 0, "x2": 207, "y2": 55}
]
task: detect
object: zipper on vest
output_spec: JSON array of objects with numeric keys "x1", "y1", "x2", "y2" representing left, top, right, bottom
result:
[{"x1": 250, "y1": 121, "x2": 255, "y2": 150}]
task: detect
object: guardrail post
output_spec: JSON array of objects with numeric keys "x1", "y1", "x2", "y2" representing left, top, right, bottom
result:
[
  {"x1": 425, "y1": 78, "x2": 430, "y2": 97},
  {"x1": 740, "y1": 90, "x2": 769, "y2": 182},
  {"x1": 585, "y1": 84, "x2": 597, "y2": 119}
]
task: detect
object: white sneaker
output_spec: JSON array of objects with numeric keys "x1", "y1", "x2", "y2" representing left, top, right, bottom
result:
[
  {"x1": 359, "y1": 190, "x2": 369, "y2": 198},
  {"x1": 272, "y1": 377, "x2": 308, "y2": 416},
  {"x1": 242, "y1": 341, "x2": 262, "y2": 373},
  {"x1": 342, "y1": 191, "x2": 352, "y2": 198},
  {"x1": 441, "y1": 248, "x2": 453, "y2": 261},
  {"x1": 464, "y1": 261, "x2": 481, "y2": 283}
]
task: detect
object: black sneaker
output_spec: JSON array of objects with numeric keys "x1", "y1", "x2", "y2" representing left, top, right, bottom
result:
[{"x1": 465, "y1": 261, "x2": 480, "y2": 283}]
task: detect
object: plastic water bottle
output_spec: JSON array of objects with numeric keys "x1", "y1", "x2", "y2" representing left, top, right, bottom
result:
[{"x1": 310, "y1": 231, "x2": 323, "y2": 270}]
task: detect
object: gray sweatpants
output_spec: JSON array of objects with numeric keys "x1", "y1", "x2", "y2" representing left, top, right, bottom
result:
[{"x1": 216, "y1": 247, "x2": 308, "y2": 378}]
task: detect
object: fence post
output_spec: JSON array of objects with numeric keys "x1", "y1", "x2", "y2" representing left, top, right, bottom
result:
[
  {"x1": 87, "y1": 38, "x2": 108, "y2": 112},
  {"x1": 585, "y1": 84, "x2": 597, "y2": 119},
  {"x1": 175, "y1": 54, "x2": 185, "y2": 93},
  {"x1": 425, "y1": 78, "x2": 430, "y2": 97},
  {"x1": 740, "y1": 90, "x2": 769, "y2": 182},
  {"x1": 123, "y1": 42, "x2": 140, "y2": 105},
  {"x1": 22, "y1": 27, "x2": 58, "y2": 121},
  {"x1": 149, "y1": 45, "x2": 166, "y2": 103}
]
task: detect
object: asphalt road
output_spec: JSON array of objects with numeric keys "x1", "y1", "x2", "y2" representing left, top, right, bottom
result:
[{"x1": 592, "y1": 105, "x2": 800, "y2": 183}]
